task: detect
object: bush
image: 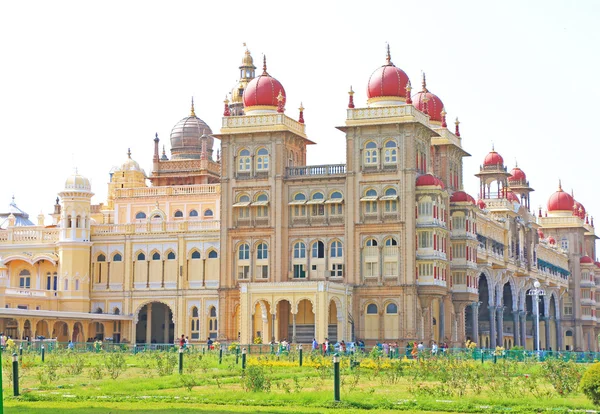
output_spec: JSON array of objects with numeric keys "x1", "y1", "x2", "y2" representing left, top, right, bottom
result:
[
  {"x1": 581, "y1": 362, "x2": 600, "y2": 405},
  {"x1": 104, "y1": 352, "x2": 127, "y2": 379},
  {"x1": 242, "y1": 365, "x2": 271, "y2": 392},
  {"x1": 542, "y1": 358, "x2": 582, "y2": 396}
]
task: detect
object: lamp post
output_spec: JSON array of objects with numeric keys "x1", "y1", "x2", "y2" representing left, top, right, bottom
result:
[
  {"x1": 241, "y1": 347, "x2": 247, "y2": 370},
  {"x1": 333, "y1": 353, "x2": 340, "y2": 402},
  {"x1": 12, "y1": 353, "x2": 18, "y2": 397},
  {"x1": 298, "y1": 344, "x2": 303, "y2": 367},
  {"x1": 527, "y1": 280, "x2": 545, "y2": 352},
  {"x1": 178, "y1": 346, "x2": 184, "y2": 374}
]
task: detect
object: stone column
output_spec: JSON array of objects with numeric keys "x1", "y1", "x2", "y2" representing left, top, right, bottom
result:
[
  {"x1": 292, "y1": 313, "x2": 297, "y2": 343},
  {"x1": 544, "y1": 317, "x2": 551, "y2": 350},
  {"x1": 496, "y1": 307, "x2": 504, "y2": 348},
  {"x1": 471, "y1": 303, "x2": 479, "y2": 345},
  {"x1": 488, "y1": 306, "x2": 496, "y2": 349},
  {"x1": 146, "y1": 303, "x2": 152, "y2": 344},
  {"x1": 421, "y1": 297, "x2": 433, "y2": 344},
  {"x1": 512, "y1": 311, "x2": 520, "y2": 347},
  {"x1": 520, "y1": 311, "x2": 527, "y2": 348},
  {"x1": 164, "y1": 307, "x2": 170, "y2": 344},
  {"x1": 439, "y1": 300, "x2": 445, "y2": 343},
  {"x1": 271, "y1": 312, "x2": 277, "y2": 342},
  {"x1": 556, "y1": 319, "x2": 563, "y2": 350}
]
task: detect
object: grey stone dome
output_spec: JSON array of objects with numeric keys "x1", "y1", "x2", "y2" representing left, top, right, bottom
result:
[{"x1": 169, "y1": 111, "x2": 214, "y2": 160}]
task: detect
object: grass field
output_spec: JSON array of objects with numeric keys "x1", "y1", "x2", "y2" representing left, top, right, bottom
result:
[{"x1": 1, "y1": 347, "x2": 599, "y2": 413}]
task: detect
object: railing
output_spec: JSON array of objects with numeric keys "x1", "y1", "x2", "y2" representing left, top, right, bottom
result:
[
  {"x1": 222, "y1": 113, "x2": 306, "y2": 137},
  {"x1": 346, "y1": 104, "x2": 429, "y2": 125},
  {"x1": 0, "y1": 227, "x2": 60, "y2": 244},
  {"x1": 114, "y1": 184, "x2": 219, "y2": 198},
  {"x1": 91, "y1": 220, "x2": 220, "y2": 236},
  {"x1": 286, "y1": 164, "x2": 346, "y2": 178}
]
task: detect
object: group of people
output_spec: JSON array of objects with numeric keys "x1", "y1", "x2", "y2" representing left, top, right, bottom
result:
[{"x1": 405, "y1": 341, "x2": 449, "y2": 358}]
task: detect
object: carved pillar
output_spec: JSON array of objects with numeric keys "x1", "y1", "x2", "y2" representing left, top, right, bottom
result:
[
  {"x1": 496, "y1": 307, "x2": 504, "y2": 347},
  {"x1": 520, "y1": 311, "x2": 527, "y2": 348},
  {"x1": 556, "y1": 319, "x2": 563, "y2": 350},
  {"x1": 271, "y1": 312, "x2": 277, "y2": 342},
  {"x1": 146, "y1": 303, "x2": 152, "y2": 344},
  {"x1": 471, "y1": 303, "x2": 479, "y2": 345},
  {"x1": 488, "y1": 305, "x2": 496, "y2": 348},
  {"x1": 512, "y1": 311, "x2": 520, "y2": 347},
  {"x1": 292, "y1": 313, "x2": 297, "y2": 343},
  {"x1": 439, "y1": 300, "x2": 445, "y2": 343},
  {"x1": 543, "y1": 317, "x2": 551, "y2": 350},
  {"x1": 420, "y1": 297, "x2": 433, "y2": 343},
  {"x1": 164, "y1": 307, "x2": 170, "y2": 344}
]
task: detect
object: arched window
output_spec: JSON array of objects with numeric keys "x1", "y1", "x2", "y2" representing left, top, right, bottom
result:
[
  {"x1": 135, "y1": 212, "x2": 146, "y2": 219},
  {"x1": 208, "y1": 250, "x2": 218, "y2": 259},
  {"x1": 565, "y1": 330, "x2": 573, "y2": 337},
  {"x1": 237, "y1": 243, "x2": 250, "y2": 279},
  {"x1": 383, "y1": 188, "x2": 397, "y2": 212},
  {"x1": 112, "y1": 253, "x2": 122, "y2": 262},
  {"x1": 238, "y1": 149, "x2": 251, "y2": 172},
  {"x1": 292, "y1": 193, "x2": 307, "y2": 217},
  {"x1": 386, "y1": 303, "x2": 398, "y2": 314},
  {"x1": 418, "y1": 198, "x2": 433, "y2": 217},
  {"x1": 330, "y1": 241, "x2": 343, "y2": 258},
  {"x1": 137, "y1": 253, "x2": 146, "y2": 261},
  {"x1": 174, "y1": 210, "x2": 183, "y2": 218},
  {"x1": 385, "y1": 238, "x2": 398, "y2": 246},
  {"x1": 64, "y1": 279, "x2": 69, "y2": 291},
  {"x1": 113, "y1": 307, "x2": 120, "y2": 315},
  {"x1": 256, "y1": 148, "x2": 269, "y2": 171},
  {"x1": 167, "y1": 251, "x2": 176, "y2": 260},
  {"x1": 208, "y1": 306, "x2": 218, "y2": 339},
  {"x1": 310, "y1": 192, "x2": 325, "y2": 216},
  {"x1": 255, "y1": 194, "x2": 269, "y2": 218},
  {"x1": 238, "y1": 244, "x2": 250, "y2": 260},
  {"x1": 237, "y1": 195, "x2": 251, "y2": 219},
  {"x1": 366, "y1": 304, "x2": 378, "y2": 314},
  {"x1": 328, "y1": 191, "x2": 343, "y2": 215},
  {"x1": 257, "y1": 243, "x2": 268, "y2": 260},
  {"x1": 311, "y1": 241, "x2": 325, "y2": 258},
  {"x1": 364, "y1": 141, "x2": 378, "y2": 165},
  {"x1": 384, "y1": 140, "x2": 397, "y2": 164},
  {"x1": 204, "y1": 209, "x2": 214, "y2": 218},
  {"x1": 189, "y1": 210, "x2": 199, "y2": 217},
  {"x1": 191, "y1": 307, "x2": 200, "y2": 339},
  {"x1": 75, "y1": 279, "x2": 80, "y2": 291},
  {"x1": 152, "y1": 252, "x2": 161, "y2": 261},
  {"x1": 293, "y1": 242, "x2": 306, "y2": 259},
  {"x1": 366, "y1": 238, "x2": 378, "y2": 247},
  {"x1": 97, "y1": 254, "x2": 106, "y2": 262},
  {"x1": 294, "y1": 193, "x2": 306, "y2": 201},
  {"x1": 19, "y1": 270, "x2": 31, "y2": 289},
  {"x1": 191, "y1": 251, "x2": 201, "y2": 259},
  {"x1": 363, "y1": 189, "x2": 378, "y2": 213}
]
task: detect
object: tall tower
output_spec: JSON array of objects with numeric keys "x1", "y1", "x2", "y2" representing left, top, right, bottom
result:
[
  {"x1": 228, "y1": 44, "x2": 256, "y2": 116},
  {"x1": 58, "y1": 171, "x2": 94, "y2": 312}
]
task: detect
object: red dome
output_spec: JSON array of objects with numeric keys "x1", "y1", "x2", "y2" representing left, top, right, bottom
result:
[
  {"x1": 537, "y1": 229, "x2": 544, "y2": 239},
  {"x1": 548, "y1": 236, "x2": 556, "y2": 245},
  {"x1": 581, "y1": 255, "x2": 594, "y2": 264},
  {"x1": 573, "y1": 200, "x2": 586, "y2": 219},
  {"x1": 243, "y1": 58, "x2": 286, "y2": 109},
  {"x1": 477, "y1": 199, "x2": 486, "y2": 209},
  {"x1": 450, "y1": 191, "x2": 475, "y2": 204},
  {"x1": 367, "y1": 48, "x2": 409, "y2": 101},
  {"x1": 547, "y1": 185, "x2": 574, "y2": 212},
  {"x1": 411, "y1": 75, "x2": 445, "y2": 122},
  {"x1": 483, "y1": 150, "x2": 504, "y2": 167},
  {"x1": 506, "y1": 191, "x2": 520, "y2": 203},
  {"x1": 508, "y1": 167, "x2": 526, "y2": 182},
  {"x1": 594, "y1": 261, "x2": 600, "y2": 268},
  {"x1": 416, "y1": 174, "x2": 444, "y2": 189}
]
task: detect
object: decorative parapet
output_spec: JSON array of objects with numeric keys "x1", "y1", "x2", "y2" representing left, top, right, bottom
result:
[
  {"x1": 91, "y1": 220, "x2": 220, "y2": 236},
  {"x1": 221, "y1": 113, "x2": 307, "y2": 139},
  {"x1": 114, "y1": 184, "x2": 219, "y2": 199},
  {"x1": 285, "y1": 164, "x2": 346, "y2": 178},
  {"x1": 0, "y1": 227, "x2": 60, "y2": 245},
  {"x1": 346, "y1": 105, "x2": 430, "y2": 126}
]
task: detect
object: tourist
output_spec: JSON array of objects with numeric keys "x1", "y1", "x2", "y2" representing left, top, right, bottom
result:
[
  {"x1": 207, "y1": 336, "x2": 213, "y2": 350},
  {"x1": 179, "y1": 334, "x2": 185, "y2": 349},
  {"x1": 312, "y1": 337, "x2": 318, "y2": 351},
  {"x1": 406, "y1": 342, "x2": 413, "y2": 358},
  {"x1": 340, "y1": 340, "x2": 346, "y2": 353},
  {"x1": 432, "y1": 341, "x2": 438, "y2": 355},
  {"x1": 68, "y1": 340, "x2": 74, "y2": 350},
  {"x1": 382, "y1": 342, "x2": 389, "y2": 356}
]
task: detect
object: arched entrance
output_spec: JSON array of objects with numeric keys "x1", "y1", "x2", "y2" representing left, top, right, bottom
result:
[
  {"x1": 328, "y1": 300, "x2": 339, "y2": 342},
  {"x1": 52, "y1": 321, "x2": 69, "y2": 342},
  {"x1": 23, "y1": 320, "x2": 32, "y2": 340},
  {"x1": 548, "y1": 295, "x2": 558, "y2": 350},
  {"x1": 72, "y1": 322, "x2": 84, "y2": 342},
  {"x1": 294, "y1": 299, "x2": 315, "y2": 344},
  {"x1": 477, "y1": 275, "x2": 492, "y2": 348},
  {"x1": 35, "y1": 320, "x2": 50, "y2": 339},
  {"x1": 135, "y1": 302, "x2": 174, "y2": 344},
  {"x1": 276, "y1": 300, "x2": 292, "y2": 342},
  {"x1": 501, "y1": 283, "x2": 514, "y2": 348},
  {"x1": 87, "y1": 322, "x2": 105, "y2": 341},
  {"x1": 4, "y1": 318, "x2": 18, "y2": 339},
  {"x1": 252, "y1": 301, "x2": 270, "y2": 343}
]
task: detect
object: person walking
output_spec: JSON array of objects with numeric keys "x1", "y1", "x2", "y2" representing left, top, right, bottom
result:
[{"x1": 312, "y1": 337, "x2": 318, "y2": 351}]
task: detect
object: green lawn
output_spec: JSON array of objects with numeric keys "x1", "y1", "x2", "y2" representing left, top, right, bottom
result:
[{"x1": 1, "y1": 348, "x2": 598, "y2": 413}]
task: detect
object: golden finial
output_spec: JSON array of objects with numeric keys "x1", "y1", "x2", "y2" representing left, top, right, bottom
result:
[
  {"x1": 262, "y1": 55, "x2": 268, "y2": 75},
  {"x1": 406, "y1": 79, "x2": 412, "y2": 94},
  {"x1": 243, "y1": 42, "x2": 247, "y2": 48},
  {"x1": 491, "y1": 142, "x2": 495, "y2": 152},
  {"x1": 515, "y1": 159, "x2": 518, "y2": 168},
  {"x1": 422, "y1": 72, "x2": 428, "y2": 92},
  {"x1": 440, "y1": 107, "x2": 447, "y2": 118},
  {"x1": 385, "y1": 42, "x2": 392, "y2": 65},
  {"x1": 348, "y1": 86, "x2": 354, "y2": 96},
  {"x1": 277, "y1": 90, "x2": 284, "y2": 102},
  {"x1": 224, "y1": 95, "x2": 229, "y2": 105},
  {"x1": 127, "y1": 148, "x2": 131, "y2": 159},
  {"x1": 299, "y1": 102, "x2": 304, "y2": 112},
  {"x1": 558, "y1": 179, "x2": 562, "y2": 191},
  {"x1": 190, "y1": 97, "x2": 196, "y2": 117}
]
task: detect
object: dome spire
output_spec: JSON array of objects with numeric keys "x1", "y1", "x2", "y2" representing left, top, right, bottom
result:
[
  {"x1": 405, "y1": 80, "x2": 412, "y2": 104},
  {"x1": 223, "y1": 96, "x2": 231, "y2": 116},
  {"x1": 262, "y1": 55, "x2": 268, "y2": 75},
  {"x1": 455, "y1": 117, "x2": 461, "y2": 136},
  {"x1": 385, "y1": 43, "x2": 393, "y2": 66},
  {"x1": 276, "y1": 90, "x2": 285, "y2": 113},
  {"x1": 422, "y1": 72, "x2": 428, "y2": 92},
  {"x1": 558, "y1": 179, "x2": 562, "y2": 191},
  {"x1": 298, "y1": 102, "x2": 304, "y2": 124},
  {"x1": 190, "y1": 97, "x2": 196, "y2": 117},
  {"x1": 441, "y1": 107, "x2": 447, "y2": 128},
  {"x1": 127, "y1": 148, "x2": 131, "y2": 159},
  {"x1": 348, "y1": 86, "x2": 355, "y2": 109}
]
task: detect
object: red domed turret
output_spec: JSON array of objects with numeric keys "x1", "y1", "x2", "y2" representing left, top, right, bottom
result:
[
  {"x1": 367, "y1": 45, "x2": 410, "y2": 106},
  {"x1": 537, "y1": 229, "x2": 544, "y2": 239},
  {"x1": 450, "y1": 191, "x2": 475, "y2": 204},
  {"x1": 581, "y1": 255, "x2": 594, "y2": 264},
  {"x1": 243, "y1": 56, "x2": 286, "y2": 112},
  {"x1": 594, "y1": 261, "x2": 600, "y2": 269},
  {"x1": 416, "y1": 174, "x2": 444, "y2": 189},
  {"x1": 506, "y1": 191, "x2": 520, "y2": 203},
  {"x1": 548, "y1": 236, "x2": 556, "y2": 245},
  {"x1": 412, "y1": 73, "x2": 445, "y2": 123},
  {"x1": 483, "y1": 148, "x2": 504, "y2": 167},
  {"x1": 477, "y1": 199, "x2": 487, "y2": 209},
  {"x1": 547, "y1": 182, "x2": 574, "y2": 212},
  {"x1": 573, "y1": 200, "x2": 586, "y2": 219},
  {"x1": 508, "y1": 166, "x2": 526, "y2": 182}
]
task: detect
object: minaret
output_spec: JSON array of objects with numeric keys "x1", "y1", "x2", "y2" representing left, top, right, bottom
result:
[{"x1": 228, "y1": 43, "x2": 257, "y2": 116}]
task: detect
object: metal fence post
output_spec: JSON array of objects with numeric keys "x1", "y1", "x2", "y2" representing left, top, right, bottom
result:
[{"x1": 12, "y1": 353, "x2": 19, "y2": 397}]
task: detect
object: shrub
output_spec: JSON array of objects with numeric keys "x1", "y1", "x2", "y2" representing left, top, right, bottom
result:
[
  {"x1": 581, "y1": 362, "x2": 600, "y2": 405},
  {"x1": 543, "y1": 358, "x2": 582, "y2": 396},
  {"x1": 155, "y1": 352, "x2": 177, "y2": 376},
  {"x1": 242, "y1": 365, "x2": 271, "y2": 392},
  {"x1": 104, "y1": 352, "x2": 127, "y2": 379}
]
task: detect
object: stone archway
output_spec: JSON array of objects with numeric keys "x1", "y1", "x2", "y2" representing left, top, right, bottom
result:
[
  {"x1": 477, "y1": 274, "x2": 493, "y2": 348},
  {"x1": 135, "y1": 302, "x2": 174, "y2": 344},
  {"x1": 72, "y1": 322, "x2": 85, "y2": 342},
  {"x1": 35, "y1": 320, "x2": 50, "y2": 339}
]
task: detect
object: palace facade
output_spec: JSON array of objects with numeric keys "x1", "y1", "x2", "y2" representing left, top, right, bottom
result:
[{"x1": 0, "y1": 46, "x2": 597, "y2": 351}]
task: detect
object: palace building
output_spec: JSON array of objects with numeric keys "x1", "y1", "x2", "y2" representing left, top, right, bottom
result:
[{"x1": 0, "y1": 45, "x2": 596, "y2": 351}]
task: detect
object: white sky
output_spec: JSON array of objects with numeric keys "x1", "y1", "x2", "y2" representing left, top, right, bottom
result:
[{"x1": 1, "y1": 0, "x2": 599, "y2": 225}]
